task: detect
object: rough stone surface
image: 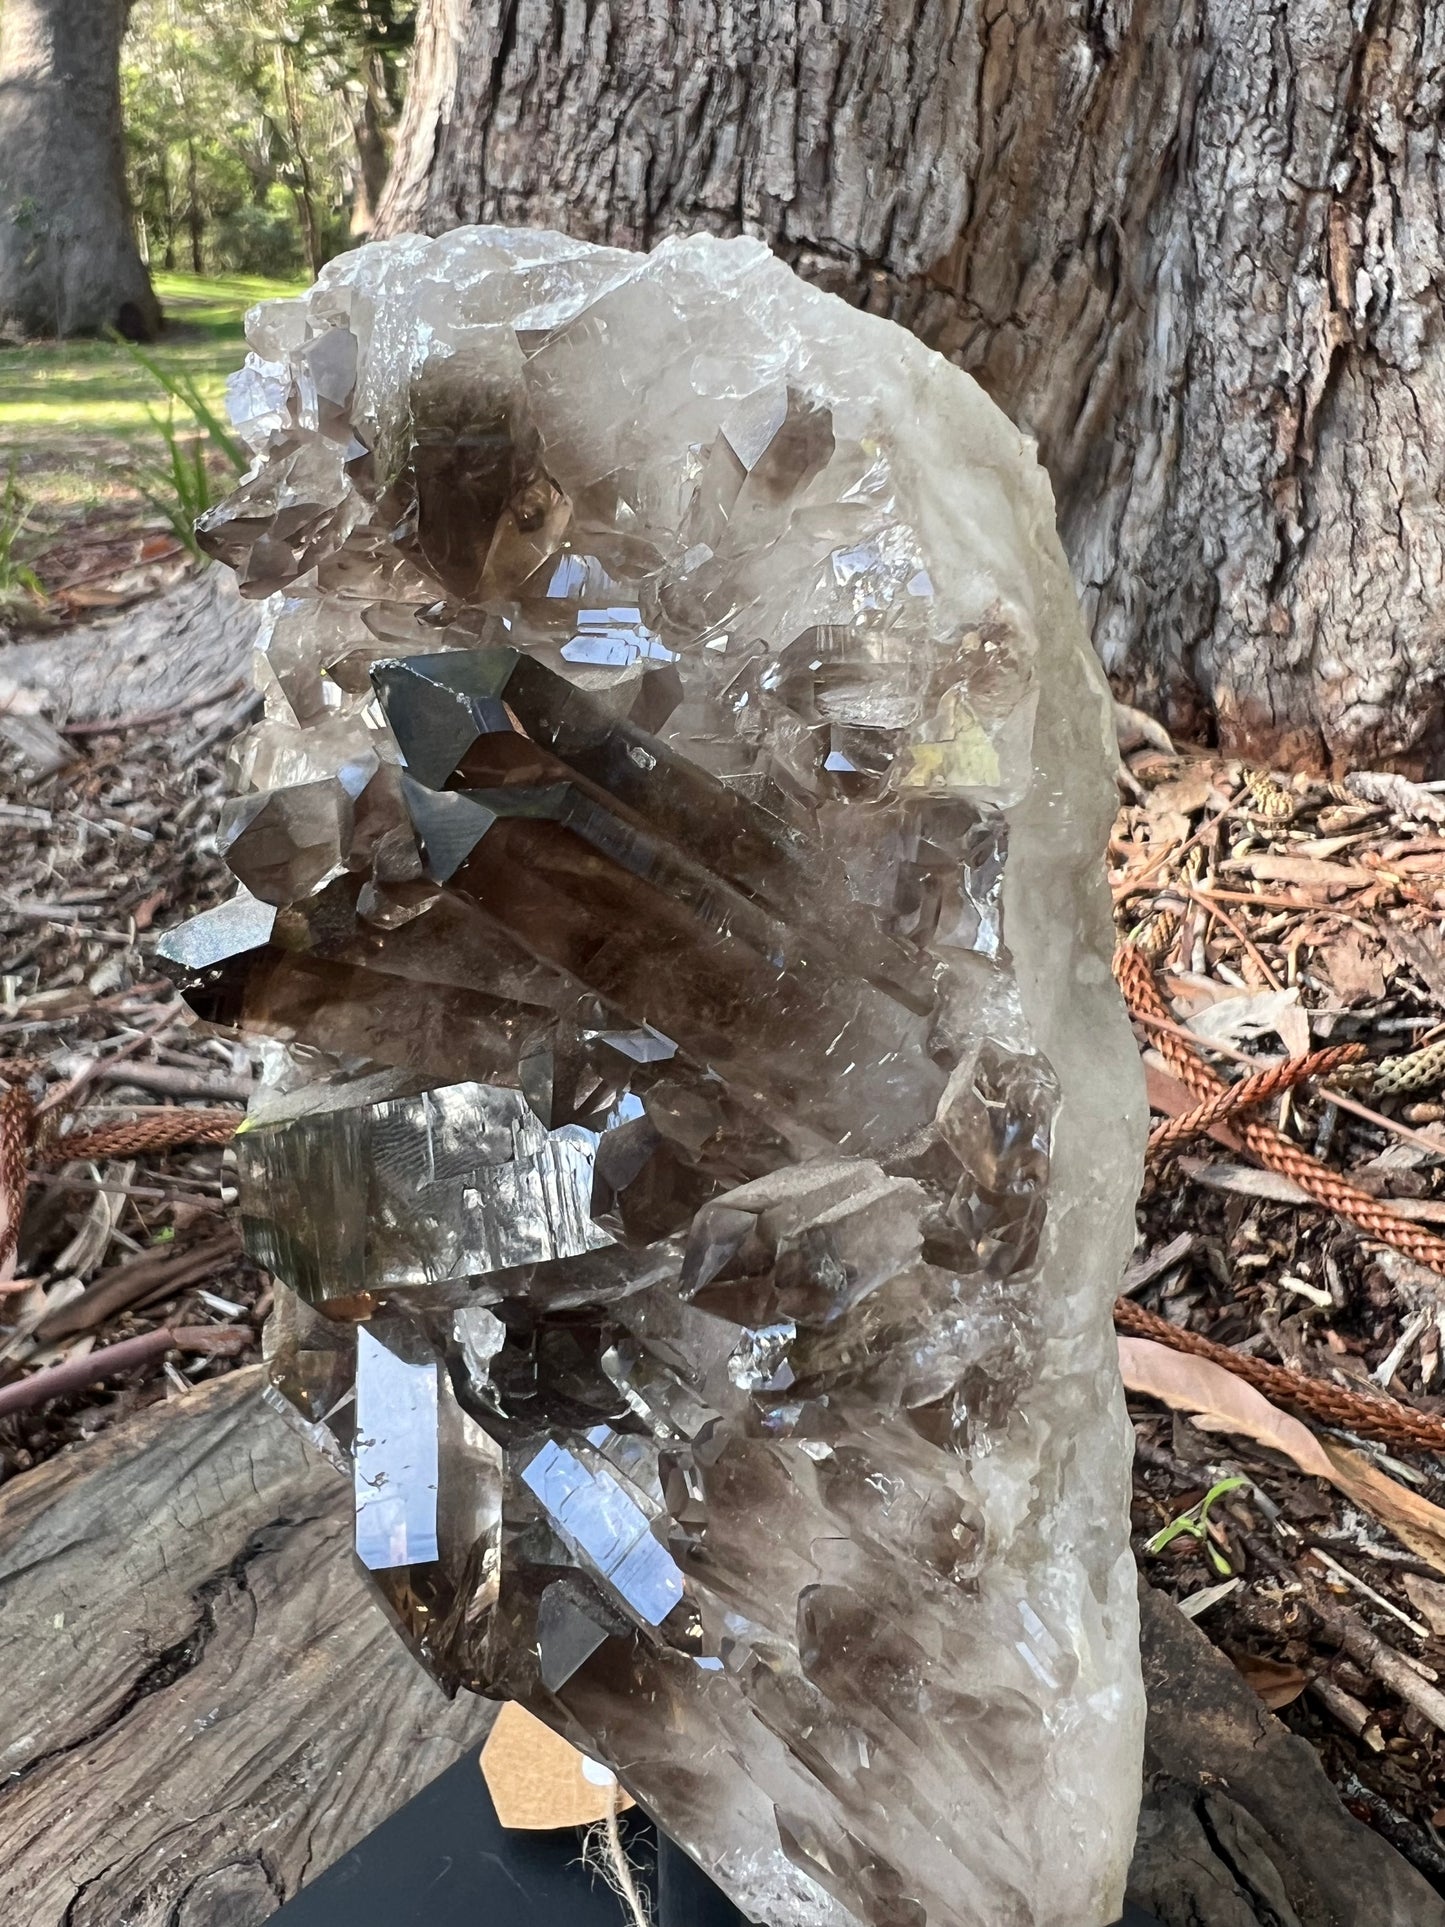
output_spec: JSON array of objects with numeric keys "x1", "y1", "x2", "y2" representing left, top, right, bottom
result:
[{"x1": 160, "y1": 228, "x2": 1146, "y2": 1927}]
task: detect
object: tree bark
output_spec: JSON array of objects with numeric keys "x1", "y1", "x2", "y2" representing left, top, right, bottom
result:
[
  {"x1": 376, "y1": 0, "x2": 1445, "y2": 774},
  {"x1": 350, "y1": 56, "x2": 395, "y2": 238},
  {"x1": 186, "y1": 137, "x2": 204, "y2": 276},
  {"x1": 0, "y1": 0, "x2": 160, "y2": 340}
]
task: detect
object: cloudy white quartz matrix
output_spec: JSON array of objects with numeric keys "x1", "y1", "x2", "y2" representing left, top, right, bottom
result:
[{"x1": 165, "y1": 226, "x2": 1146, "y2": 1927}]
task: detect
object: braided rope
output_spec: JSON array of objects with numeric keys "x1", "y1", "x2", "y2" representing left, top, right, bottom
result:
[
  {"x1": 0, "y1": 1095, "x2": 242, "y2": 1267},
  {"x1": 1147, "y1": 1042, "x2": 1367, "y2": 1158},
  {"x1": 1116, "y1": 944, "x2": 1445, "y2": 1275},
  {"x1": 1115, "y1": 1295, "x2": 1445, "y2": 1455},
  {"x1": 0, "y1": 1057, "x2": 47, "y2": 1081},
  {"x1": 0, "y1": 1083, "x2": 33, "y2": 1274},
  {"x1": 39, "y1": 1109, "x2": 239, "y2": 1166}
]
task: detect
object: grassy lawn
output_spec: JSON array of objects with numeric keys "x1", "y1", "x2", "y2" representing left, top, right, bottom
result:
[{"x1": 0, "y1": 270, "x2": 304, "y2": 527}]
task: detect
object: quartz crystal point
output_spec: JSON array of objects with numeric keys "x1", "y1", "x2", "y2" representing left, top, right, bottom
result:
[{"x1": 159, "y1": 228, "x2": 1146, "y2": 1927}]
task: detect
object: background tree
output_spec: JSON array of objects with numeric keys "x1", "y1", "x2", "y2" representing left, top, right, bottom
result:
[
  {"x1": 326, "y1": 0, "x2": 415, "y2": 235},
  {"x1": 0, "y1": 0, "x2": 160, "y2": 340},
  {"x1": 376, "y1": 0, "x2": 1445, "y2": 774},
  {"x1": 122, "y1": 0, "x2": 414, "y2": 283}
]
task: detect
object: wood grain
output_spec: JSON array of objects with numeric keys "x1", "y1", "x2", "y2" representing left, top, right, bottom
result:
[
  {"x1": 0, "y1": 1368, "x2": 490, "y2": 1927},
  {"x1": 3, "y1": 1365, "x2": 1441, "y2": 1924}
]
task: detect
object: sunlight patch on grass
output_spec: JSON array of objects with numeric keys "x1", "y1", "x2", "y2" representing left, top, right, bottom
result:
[
  {"x1": 0, "y1": 270, "x2": 303, "y2": 444},
  {"x1": 0, "y1": 269, "x2": 304, "y2": 520}
]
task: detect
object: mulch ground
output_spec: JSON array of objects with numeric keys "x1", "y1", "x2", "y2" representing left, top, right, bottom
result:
[
  {"x1": 1115, "y1": 732, "x2": 1445, "y2": 1886},
  {"x1": 6, "y1": 645, "x2": 1445, "y2": 1890},
  {"x1": 0, "y1": 608, "x2": 265, "y2": 1475}
]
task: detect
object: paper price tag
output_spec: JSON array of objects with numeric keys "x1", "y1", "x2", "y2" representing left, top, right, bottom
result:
[{"x1": 480, "y1": 1701, "x2": 636, "y2": 1830}]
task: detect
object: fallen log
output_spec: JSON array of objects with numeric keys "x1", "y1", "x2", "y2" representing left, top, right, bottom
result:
[{"x1": 0, "y1": 1368, "x2": 488, "y2": 1926}]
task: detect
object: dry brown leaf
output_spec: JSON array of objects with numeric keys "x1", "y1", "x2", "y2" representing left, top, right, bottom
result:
[
  {"x1": 1177, "y1": 1157, "x2": 1315, "y2": 1206},
  {"x1": 1229, "y1": 854, "x2": 1375, "y2": 891},
  {"x1": 1119, "y1": 1336, "x2": 1445, "y2": 1578},
  {"x1": 1403, "y1": 1572, "x2": 1445, "y2": 1637},
  {"x1": 1231, "y1": 1652, "x2": 1309, "y2": 1710},
  {"x1": 1323, "y1": 931, "x2": 1388, "y2": 1005},
  {"x1": 1119, "y1": 1336, "x2": 1334, "y2": 1475},
  {"x1": 1319, "y1": 1441, "x2": 1445, "y2": 1578}
]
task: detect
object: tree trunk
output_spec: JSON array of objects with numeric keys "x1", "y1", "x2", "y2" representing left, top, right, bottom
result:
[
  {"x1": 0, "y1": 0, "x2": 160, "y2": 340},
  {"x1": 278, "y1": 35, "x2": 322, "y2": 277},
  {"x1": 376, "y1": 0, "x2": 1445, "y2": 774},
  {"x1": 186, "y1": 137, "x2": 204, "y2": 275},
  {"x1": 350, "y1": 55, "x2": 394, "y2": 238}
]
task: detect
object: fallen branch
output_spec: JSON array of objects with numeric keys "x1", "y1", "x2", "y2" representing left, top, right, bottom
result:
[
  {"x1": 34, "y1": 1227, "x2": 243, "y2": 1342},
  {"x1": 0, "y1": 1324, "x2": 251, "y2": 1421},
  {"x1": 1304, "y1": 1578, "x2": 1445, "y2": 1737}
]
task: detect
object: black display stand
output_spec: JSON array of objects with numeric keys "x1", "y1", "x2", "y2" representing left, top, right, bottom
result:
[{"x1": 271, "y1": 1747, "x2": 1157, "y2": 1925}]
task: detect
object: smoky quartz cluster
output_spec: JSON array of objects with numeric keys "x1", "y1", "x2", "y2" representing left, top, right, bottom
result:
[{"x1": 160, "y1": 228, "x2": 1144, "y2": 1927}]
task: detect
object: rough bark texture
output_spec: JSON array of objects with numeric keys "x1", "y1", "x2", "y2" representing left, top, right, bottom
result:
[
  {"x1": 0, "y1": 568, "x2": 263, "y2": 726},
  {"x1": 0, "y1": 1369, "x2": 491, "y2": 1926},
  {"x1": 1130, "y1": 1582, "x2": 1445, "y2": 1925},
  {"x1": 0, "y1": 0, "x2": 160, "y2": 340},
  {"x1": 377, "y1": 0, "x2": 1445, "y2": 775}
]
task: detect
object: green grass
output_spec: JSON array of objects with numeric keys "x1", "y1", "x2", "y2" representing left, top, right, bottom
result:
[{"x1": 0, "y1": 269, "x2": 304, "y2": 525}]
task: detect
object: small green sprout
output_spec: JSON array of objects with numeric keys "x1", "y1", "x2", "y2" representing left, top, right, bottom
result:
[{"x1": 1145, "y1": 1475, "x2": 1248, "y2": 1577}]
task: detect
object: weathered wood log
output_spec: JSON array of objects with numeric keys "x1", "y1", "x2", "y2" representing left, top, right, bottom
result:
[
  {"x1": 0, "y1": 567, "x2": 261, "y2": 730},
  {"x1": 1128, "y1": 1581, "x2": 1445, "y2": 1925},
  {"x1": 2, "y1": 1367, "x2": 1441, "y2": 1925},
  {"x1": 0, "y1": 1368, "x2": 489, "y2": 1927}
]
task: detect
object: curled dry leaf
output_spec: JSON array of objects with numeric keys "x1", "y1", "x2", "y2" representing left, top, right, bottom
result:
[
  {"x1": 1227, "y1": 853, "x2": 1376, "y2": 892},
  {"x1": 1187, "y1": 985, "x2": 1308, "y2": 1055},
  {"x1": 1232, "y1": 1652, "x2": 1309, "y2": 1710},
  {"x1": 1347, "y1": 769, "x2": 1445, "y2": 827},
  {"x1": 1119, "y1": 1335, "x2": 1445, "y2": 1578}
]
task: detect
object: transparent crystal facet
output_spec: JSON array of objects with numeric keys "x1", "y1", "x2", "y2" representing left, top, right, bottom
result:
[{"x1": 165, "y1": 226, "x2": 1146, "y2": 1927}]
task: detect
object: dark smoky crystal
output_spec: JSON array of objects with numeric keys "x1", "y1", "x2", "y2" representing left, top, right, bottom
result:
[{"x1": 164, "y1": 227, "x2": 1144, "y2": 1927}]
